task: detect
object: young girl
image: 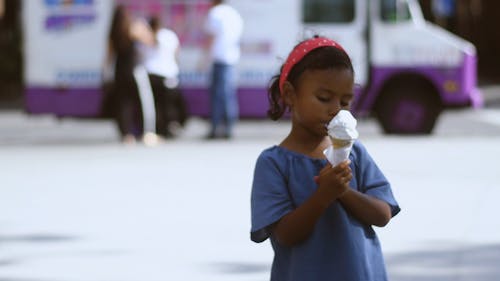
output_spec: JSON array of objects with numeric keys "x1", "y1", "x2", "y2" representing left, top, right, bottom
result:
[{"x1": 250, "y1": 36, "x2": 401, "y2": 281}]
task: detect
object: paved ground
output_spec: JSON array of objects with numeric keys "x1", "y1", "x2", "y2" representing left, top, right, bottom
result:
[{"x1": 0, "y1": 107, "x2": 500, "y2": 281}]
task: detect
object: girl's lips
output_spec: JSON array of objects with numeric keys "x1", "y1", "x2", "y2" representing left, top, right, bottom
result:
[{"x1": 322, "y1": 123, "x2": 329, "y2": 134}]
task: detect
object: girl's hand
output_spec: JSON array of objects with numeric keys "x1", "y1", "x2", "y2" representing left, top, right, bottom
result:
[{"x1": 315, "y1": 160, "x2": 352, "y2": 205}]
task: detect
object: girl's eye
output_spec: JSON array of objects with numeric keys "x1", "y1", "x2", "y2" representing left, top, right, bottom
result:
[{"x1": 317, "y1": 96, "x2": 330, "y2": 102}]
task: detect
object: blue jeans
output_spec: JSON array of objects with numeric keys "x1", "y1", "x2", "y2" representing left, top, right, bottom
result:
[{"x1": 209, "y1": 62, "x2": 238, "y2": 137}]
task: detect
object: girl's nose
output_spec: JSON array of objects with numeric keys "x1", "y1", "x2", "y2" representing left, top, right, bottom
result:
[{"x1": 328, "y1": 104, "x2": 341, "y2": 118}]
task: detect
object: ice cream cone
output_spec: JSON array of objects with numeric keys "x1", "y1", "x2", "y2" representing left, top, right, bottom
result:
[
  {"x1": 331, "y1": 137, "x2": 352, "y2": 149},
  {"x1": 324, "y1": 110, "x2": 358, "y2": 166}
]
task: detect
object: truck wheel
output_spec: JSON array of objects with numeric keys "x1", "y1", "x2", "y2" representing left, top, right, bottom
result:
[{"x1": 375, "y1": 84, "x2": 442, "y2": 134}]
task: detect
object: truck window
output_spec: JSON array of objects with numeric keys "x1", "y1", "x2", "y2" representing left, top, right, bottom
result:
[
  {"x1": 303, "y1": 0, "x2": 355, "y2": 23},
  {"x1": 381, "y1": 0, "x2": 411, "y2": 22}
]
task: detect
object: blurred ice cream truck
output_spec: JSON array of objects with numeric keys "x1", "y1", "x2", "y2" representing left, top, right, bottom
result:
[{"x1": 22, "y1": 0, "x2": 482, "y2": 134}]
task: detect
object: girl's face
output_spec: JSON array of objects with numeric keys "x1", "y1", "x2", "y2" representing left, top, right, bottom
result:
[{"x1": 289, "y1": 68, "x2": 354, "y2": 137}]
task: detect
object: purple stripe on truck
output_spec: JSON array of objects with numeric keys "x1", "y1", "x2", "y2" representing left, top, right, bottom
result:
[
  {"x1": 181, "y1": 87, "x2": 269, "y2": 118},
  {"x1": 25, "y1": 87, "x2": 103, "y2": 117}
]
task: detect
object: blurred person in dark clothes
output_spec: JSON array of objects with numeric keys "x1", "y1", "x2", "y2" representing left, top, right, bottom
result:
[{"x1": 107, "y1": 4, "x2": 159, "y2": 145}]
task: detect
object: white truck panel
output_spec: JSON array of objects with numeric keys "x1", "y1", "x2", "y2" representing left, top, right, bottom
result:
[{"x1": 23, "y1": 0, "x2": 112, "y2": 87}]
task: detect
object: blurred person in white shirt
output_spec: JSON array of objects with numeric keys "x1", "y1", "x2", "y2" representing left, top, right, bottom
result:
[
  {"x1": 203, "y1": 0, "x2": 243, "y2": 139},
  {"x1": 142, "y1": 15, "x2": 187, "y2": 138}
]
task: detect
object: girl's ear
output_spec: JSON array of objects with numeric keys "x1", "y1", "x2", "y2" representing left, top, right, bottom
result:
[{"x1": 282, "y1": 82, "x2": 295, "y2": 108}]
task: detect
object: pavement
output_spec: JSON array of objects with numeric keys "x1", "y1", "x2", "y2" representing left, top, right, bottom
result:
[
  {"x1": 481, "y1": 84, "x2": 500, "y2": 108},
  {"x1": 0, "y1": 103, "x2": 500, "y2": 280}
]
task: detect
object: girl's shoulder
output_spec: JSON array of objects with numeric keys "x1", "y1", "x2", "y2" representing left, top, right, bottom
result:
[
  {"x1": 258, "y1": 145, "x2": 324, "y2": 161},
  {"x1": 254, "y1": 146, "x2": 289, "y2": 177},
  {"x1": 257, "y1": 145, "x2": 287, "y2": 162},
  {"x1": 350, "y1": 140, "x2": 380, "y2": 169},
  {"x1": 256, "y1": 145, "x2": 326, "y2": 173},
  {"x1": 255, "y1": 146, "x2": 326, "y2": 181},
  {"x1": 351, "y1": 140, "x2": 368, "y2": 157}
]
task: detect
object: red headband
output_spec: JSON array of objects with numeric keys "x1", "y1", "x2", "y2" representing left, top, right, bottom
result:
[{"x1": 279, "y1": 37, "x2": 345, "y2": 93}]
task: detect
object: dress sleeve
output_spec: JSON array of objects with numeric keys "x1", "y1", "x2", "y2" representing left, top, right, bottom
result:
[
  {"x1": 250, "y1": 151, "x2": 293, "y2": 243},
  {"x1": 352, "y1": 141, "x2": 401, "y2": 217}
]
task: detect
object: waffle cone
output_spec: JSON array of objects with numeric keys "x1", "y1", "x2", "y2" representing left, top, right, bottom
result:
[{"x1": 330, "y1": 137, "x2": 352, "y2": 149}]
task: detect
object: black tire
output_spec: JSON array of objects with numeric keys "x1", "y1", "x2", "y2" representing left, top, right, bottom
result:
[{"x1": 375, "y1": 81, "x2": 442, "y2": 135}]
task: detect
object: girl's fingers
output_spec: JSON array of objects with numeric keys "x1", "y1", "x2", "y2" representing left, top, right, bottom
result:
[
  {"x1": 319, "y1": 164, "x2": 332, "y2": 175},
  {"x1": 317, "y1": 160, "x2": 352, "y2": 186},
  {"x1": 339, "y1": 169, "x2": 352, "y2": 184},
  {"x1": 344, "y1": 174, "x2": 352, "y2": 184},
  {"x1": 337, "y1": 166, "x2": 351, "y2": 178},
  {"x1": 332, "y1": 160, "x2": 350, "y2": 172}
]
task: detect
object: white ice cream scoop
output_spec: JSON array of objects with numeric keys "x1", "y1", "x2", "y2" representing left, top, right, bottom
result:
[
  {"x1": 327, "y1": 110, "x2": 359, "y2": 141},
  {"x1": 324, "y1": 110, "x2": 359, "y2": 166}
]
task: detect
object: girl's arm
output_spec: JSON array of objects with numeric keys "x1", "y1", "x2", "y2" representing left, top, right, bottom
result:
[
  {"x1": 338, "y1": 142, "x2": 395, "y2": 227},
  {"x1": 272, "y1": 161, "x2": 351, "y2": 247},
  {"x1": 272, "y1": 190, "x2": 331, "y2": 247},
  {"x1": 338, "y1": 190, "x2": 392, "y2": 227}
]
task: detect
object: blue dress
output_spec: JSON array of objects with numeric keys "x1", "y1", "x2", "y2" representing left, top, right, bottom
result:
[{"x1": 250, "y1": 141, "x2": 400, "y2": 281}]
